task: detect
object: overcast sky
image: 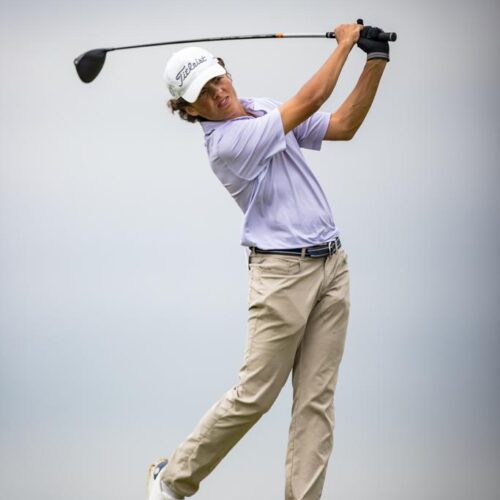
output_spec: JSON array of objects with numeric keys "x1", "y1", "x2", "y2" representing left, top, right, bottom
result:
[{"x1": 1, "y1": 1, "x2": 499, "y2": 499}]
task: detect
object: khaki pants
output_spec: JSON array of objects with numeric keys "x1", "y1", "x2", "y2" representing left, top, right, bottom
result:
[{"x1": 164, "y1": 249, "x2": 350, "y2": 499}]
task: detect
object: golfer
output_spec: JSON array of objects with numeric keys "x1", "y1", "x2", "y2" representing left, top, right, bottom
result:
[{"x1": 147, "y1": 22, "x2": 389, "y2": 500}]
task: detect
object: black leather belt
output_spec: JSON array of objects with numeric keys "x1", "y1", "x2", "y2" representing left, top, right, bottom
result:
[{"x1": 252, "y1": 237, "x2": 341, "y2": 258}]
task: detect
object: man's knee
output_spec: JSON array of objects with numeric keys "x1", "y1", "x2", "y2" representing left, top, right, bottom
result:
[{"x1": 227, "y1": 378, "x2": 284, "y2": 417}]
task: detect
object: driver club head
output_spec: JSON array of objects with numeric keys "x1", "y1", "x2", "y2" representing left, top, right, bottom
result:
[{"x1": 74, "y1": 49, "x2": 109, "y2": 83}]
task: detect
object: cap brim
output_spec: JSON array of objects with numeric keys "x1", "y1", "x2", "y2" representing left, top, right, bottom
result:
[{"x1": 182, "y1": 63, "x2": 227, "y2": 103}]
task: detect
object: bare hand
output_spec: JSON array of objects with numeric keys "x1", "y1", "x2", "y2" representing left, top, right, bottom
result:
[{"x1": 334, "y1": 23, "x2": 362, "y2": 47}]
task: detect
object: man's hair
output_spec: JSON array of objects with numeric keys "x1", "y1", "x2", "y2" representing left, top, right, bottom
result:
[{"x1": 167, "y1": 57, "x2": 229, "y2": 123}]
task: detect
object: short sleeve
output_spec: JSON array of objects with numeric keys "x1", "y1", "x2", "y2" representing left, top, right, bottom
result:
[
  {"x1": 215, "y1": 108, "x2": 286, "y2": 181},
  {"x1": 292, "y1": 111, "x2": 330, "y2": 150}
]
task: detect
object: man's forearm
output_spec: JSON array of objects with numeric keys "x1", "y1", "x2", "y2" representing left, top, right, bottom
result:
[
  {"x1": 333, "y1": 59, "x2": 387, "y2": 138},
  {"x1": 295, "y1": 42, "x2": 353, "y2": 109},
  {"x1": 279, "y1": 42, "x2": 354, "y2": 134}
]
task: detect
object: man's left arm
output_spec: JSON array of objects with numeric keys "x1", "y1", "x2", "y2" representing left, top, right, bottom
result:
[{"x1": 324, "y1": 59, "x2": 387, "y2": 141}]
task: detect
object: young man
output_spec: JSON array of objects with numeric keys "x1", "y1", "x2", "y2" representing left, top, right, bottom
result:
[{"x1": 148, "y1": 22, "x2": 389, "y2": 500}]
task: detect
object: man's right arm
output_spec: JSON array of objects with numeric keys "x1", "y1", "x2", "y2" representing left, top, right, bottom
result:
[{"x1": 279, "y1": 23, "x2": 361, "y2": 134}]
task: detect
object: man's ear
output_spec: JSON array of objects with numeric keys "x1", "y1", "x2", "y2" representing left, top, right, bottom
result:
[{"x1": 185, "y1": 105, "x2": 200, "y2": 117}]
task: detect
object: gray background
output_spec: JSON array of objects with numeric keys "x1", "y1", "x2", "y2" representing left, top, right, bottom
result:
[{"x1": 1, "y1": 1, "x2": 499, "y2": 499}]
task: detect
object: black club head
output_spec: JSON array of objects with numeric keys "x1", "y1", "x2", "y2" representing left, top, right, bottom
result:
[{"x1": 74, "y1": 49, "x2": 109, "y2": 83}]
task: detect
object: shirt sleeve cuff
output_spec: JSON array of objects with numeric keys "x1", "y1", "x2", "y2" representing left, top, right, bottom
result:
[{"x1": 310, "y1": 112, "x2": 330, "y2": 151}]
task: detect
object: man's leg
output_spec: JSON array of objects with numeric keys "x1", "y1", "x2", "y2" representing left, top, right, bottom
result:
[
  {"x1": 285, "y1": 250, "x2": 350, "y2": 500},
  {"x1": 162, "y1": 254, "x2": 325, "y2": 498}
]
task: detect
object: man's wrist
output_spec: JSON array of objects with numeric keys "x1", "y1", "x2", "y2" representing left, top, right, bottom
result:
[
  {"x1": 365, "y1": 58, "x2": 388, "y2": 67},
  {"x1": 364, "y1": 58, "x2": 388, "y2": 75},
  {"x1": 336, "y1": 40, "x2": 355, "y2": 51}
]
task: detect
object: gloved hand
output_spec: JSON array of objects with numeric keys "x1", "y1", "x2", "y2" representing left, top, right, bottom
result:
[{"x1": 357, "y1": 26, "x2": 390, "y2": 62}]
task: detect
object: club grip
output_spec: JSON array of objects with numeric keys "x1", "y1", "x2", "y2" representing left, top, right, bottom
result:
[
  {"x1": 327, "y1": 27, "x2": 397, "y2": 42},
  {"x1": 378, "y1": 31, "x2": 397, "y2": 42},
  {"x1": 356, "y1": 18, "x2": 397, "y2": 41}
]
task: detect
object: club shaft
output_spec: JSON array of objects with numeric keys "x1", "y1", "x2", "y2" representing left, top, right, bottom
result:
[
  {"x1": 107, "y1": 33, "x2": 338, "y2": 52},
  {"x1": 74, "y1": 28, "x2": 397, "y2": 83}
]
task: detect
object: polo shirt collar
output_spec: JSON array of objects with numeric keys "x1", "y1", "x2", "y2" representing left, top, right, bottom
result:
[{"x1": 200, "y1": 98, "x2": 266, "y2": 135}]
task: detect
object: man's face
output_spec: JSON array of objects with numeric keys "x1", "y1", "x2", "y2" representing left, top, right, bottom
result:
[{"x1": 185, "y1": 75, "x2": 245, "y2": 121}]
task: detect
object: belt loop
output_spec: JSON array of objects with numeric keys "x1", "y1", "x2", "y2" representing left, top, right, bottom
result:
[{"x1": 301, "y1": 247, "x2": 306, "y2": 258}]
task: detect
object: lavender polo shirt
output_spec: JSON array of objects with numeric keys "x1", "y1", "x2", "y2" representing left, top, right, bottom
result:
[{"x1": 200, "y1": 97, "x2": 339, "y2": 249}]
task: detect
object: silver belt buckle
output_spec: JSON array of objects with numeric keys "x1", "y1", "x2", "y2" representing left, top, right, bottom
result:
[{"x1": 329, "y1": 239, "x2": 339, "y2": 255}]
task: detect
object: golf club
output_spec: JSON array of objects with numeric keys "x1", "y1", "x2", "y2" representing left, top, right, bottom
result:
[{"x1": 74, "y1": 21, "x2": 397, "y2": 83}]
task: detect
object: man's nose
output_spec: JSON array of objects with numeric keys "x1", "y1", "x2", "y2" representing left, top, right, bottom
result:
[{"x1": 208, "y1": 84, "x2": 222, "y2": 99}]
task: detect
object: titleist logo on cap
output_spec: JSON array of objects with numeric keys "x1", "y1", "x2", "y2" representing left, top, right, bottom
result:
[{"x1": 176, "y1": 56, "x2": 207, "y2": 87}]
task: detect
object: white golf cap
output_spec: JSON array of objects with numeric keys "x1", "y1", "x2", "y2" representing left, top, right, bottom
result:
[{"x1": 164, "y1": 46, "x2": 226, "y2": 103}]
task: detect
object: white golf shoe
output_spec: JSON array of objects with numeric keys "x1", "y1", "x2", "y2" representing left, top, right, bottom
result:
[{"x1": 147, "y1": 458, "x2": 185, "y2": 500}]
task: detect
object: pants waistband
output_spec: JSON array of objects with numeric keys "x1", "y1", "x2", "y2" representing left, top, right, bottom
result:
[{"x1": 251, "y1": 237, "x2": 341, "y2": 258}]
